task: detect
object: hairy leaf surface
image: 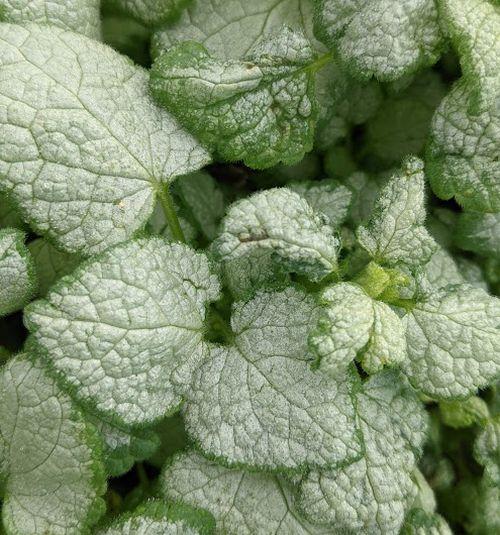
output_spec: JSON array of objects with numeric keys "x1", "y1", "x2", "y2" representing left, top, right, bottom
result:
[
  {"x1": 0, "y1": 228, "x2": 35, "y2": 317},
  {"x1": 0, "y1": 23, "x2": 210, "y2": 255},
  {"x1": 0, "y1": 354, "x2": 106, "y2": 534},
  {"x1": 298, "y1": 372, "x2": 427, "y2": 535},
  {"x1": 402, "y1": 285, "x2": 500, "y2": 399},
  {"x1": 162, "y1": 451, "x2": 329, "y2": 534},
  {"x1": 0, "y1": 0, "x2": 100, "y2": 38},
  {"x1": 26, "y1": 238, "x2": 220, "y2": 426},
  {"x1": 214, "y1": 188, "x2": 339, "y2": 281},
  {"x1": 314, "y1": 0, "x2": 444, "y2": 80},
  {"x1": 150, "y1": 28, "x2": 321, "y2": 169},
  {"x1": 357, "y1": 158, "x2": 437, "y2": 267},
  {"x1": 184, "y1": 288, "x2": 361, "y2": 471}
]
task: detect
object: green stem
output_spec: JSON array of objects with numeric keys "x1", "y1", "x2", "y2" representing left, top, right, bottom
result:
[{"x1": 157, "y1": 183, "x2": 186, "y2": 243}]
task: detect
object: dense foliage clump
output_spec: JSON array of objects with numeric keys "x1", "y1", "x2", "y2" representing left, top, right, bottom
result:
[{"x1": 0, "y1": 0, "x2": 498, "y2": 533}]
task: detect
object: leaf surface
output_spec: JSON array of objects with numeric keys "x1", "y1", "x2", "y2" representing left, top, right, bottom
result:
[
  {"x1": 0, "y1": 228, "x2": 35, "y2": 317},
  {"x1": 357, "y1": 158, "x2": 437, "y2": 267},
  {"x1": 0, "y1": 354, "x2": 106, "y2": 534},
  {"x1": 162, "y1": 451, "x2": 329, "y2": 534},
  {"x1": 26, "y1": 238, "x2": 220, "y2": 426},
  {"x1": 314, "y1": 0, "x2": 444, "y2": 80},
  {"x1": 150, "y1": 28, "x2": 321, "y2": 169},
  {"x1": 0, "y1": 23, "x2": 210, "y2": 255},
  {"x1": 184, "y1": 288, "x2": 361, "y2": 471},
  {"x1": 402, "y1": 285, "x2": 500, "y2": 399},
  {"x1": 298, "y1": 372, "x2": 428, "y2": 535},
  {"x1": 214, "y1": 188, "x2": 339, "y2": 281},
  {"x1": 0, "y1": 0, "x2": 100, "y2": 38}
]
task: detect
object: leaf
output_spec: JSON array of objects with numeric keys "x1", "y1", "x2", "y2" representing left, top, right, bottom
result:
[
  {"x1": 162, "y1": 451, "x2": 330, "y2": 534},
  {"x1": 439, "y1": 397, "x2": 490, "y2": 428},
  {"x1": 25, "y1": 238, "x2": 220, "y2": 426},
  {"x1": 298, "y1": 372, "x2": 428, "y2": 535},
  {"x1": 313, "y1": 0, "x2": 444, "y2": 81},
  {"x1": 89, "y1": 415, "x2": 160, "y2": 477},
  {"x1": 401, "y1": 509, "x2": 453, "y2": 535},
  {"x1": 356, "y1": 158, "x2": 437, "y2": 267},
  {"x1": 213, "y1": 188, "x2": 339, "y2": 282},
  {"x1": 310, "y1": 282, "x2": 406, "y2": 376},
  {"x1": 151, "y1": 0, "x2": 318, "y2": 61},
  {"x1": 175, "y1": 171, "x2": 225, "y2": 240},
  {"x1": 184, "y1": 287, "x2": 361, "y2": 471},
  {"x1": 150, "y1": 28, "x2": 323, "y2": 169},
  {"x1": 289, "y1": 179, "x2": 352, "y2": 229},
  {"x1": 456, "y1": 211, "x2": 500, "y2": 259},
  {"x1": 426, "y1": 81, "x2": 500, "y2": 213},
  {"x1": 112, "y1": 0, "x2": 192, "y2": 26},
  {"x1": 0, "y1": 228, "x2": 36, "y2": 317},
  {"x1": 97, "y1": 500, "x2": 215, "y2": 535},
  {"x1": 419, "y1": 248, "x2": 464, "y2": 291},
  {"x1": 0, "y1": 193, "x2": 26, "y2": 230},
  {"x1": 28, "y1": 238, "x2": 80, "y2": 296},
  {"x1": 342, "y1": 171, "x2": 384, "y2": 226},
  {"x1": 426, "y1": 0, "x2": 500, "y2": 212},
  {"x1": 221, "y1": 249, "x2": 290, "y2": 301},
  {"x1": 0, "y1": 23, "x2": 210, "y2": 256},
  {"x1": 0, "y1": 0, "x2": 101, "y2": 38},
  {"x1": 364, "y1": 71, "x2": 446, "y2": 164},
  {"x1": 402, "y1": 285, "x2": 500, "y2": 399},
  {"x1": 474, "y1": 416, "x2": 500, "y2": 487},
  {"x1": 0, "y1": 354, "x2": 106, "y2": 534},
  {"x1": 439, "y1": 0, "x2": 500, "y2": 112}
]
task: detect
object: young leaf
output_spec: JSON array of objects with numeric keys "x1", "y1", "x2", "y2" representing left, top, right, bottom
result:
[
  {"x1": 426, "y1": 0, "x2": 500, "y2": 212},
  {"x1": 28, "y1": 238, "x2": 80, "y2": 296},
  {"x1": 150, "y1": 28, "x2": 324, "y2": 169},
  {"x1": 0, "y1": 354, "x2": 106, "y2": 534},
  {"x1": 0, "y1": 23, "x2": 210, "y2": 256},
  {"x1": 111, "y1": 0, "x2": 191, "y2": 26},
  {"x1": 474, "y1": 416, "x2": 500, "y2": 487},
  {"x1": 402, "y1": 285, "x2": 500, "y2": 399},
  {"x1": 162, "y1": 451, "x2": 329, "y2": 534},
  {"x1": 26, "y1": 238, "x2": 220, "y2": 426},
  {"x1": 310, "y1": 282, "x2": 406, "y2": 376},
  {"x1": 0, "y1": 0, "x2": 101, "y2": 38},
  {"x1": 456, "y1": 211, "x2": 500, "y2": 260},
  {"x1": 97, "y1": 500, "x2": 215, "y2": 535},
  {"x1": 313, "y1": 0, "x2": 444, "y2": 81},
  {"x1": 439, "y1": 397, "x2": 490, "y2": 428},
  {"x1": 0, "y1": 228, "x2": 36, "y2": 317},
  {"x1": 289, "y1": 180, "x2": 352, "y2": 229},
  {"x1": 151, "y1": 0, "x2": 318, "y2": 61},
  {"x1": 184, "y1": 288, "x2": 362, "y2": 471},
  {"x1": 356, "y1": 158, "x2": 437, "y2": 267},
  {"x1": 213, "y1": 188, "x2": 339, "y2": 281},
  {"x1": 298, "y1": 372, "x2": 428, "y2": 535}
]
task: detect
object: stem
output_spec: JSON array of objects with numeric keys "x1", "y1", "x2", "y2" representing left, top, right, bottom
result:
[{"x1": 157, "y1": 183, "x2": 186, "y2": 243}]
